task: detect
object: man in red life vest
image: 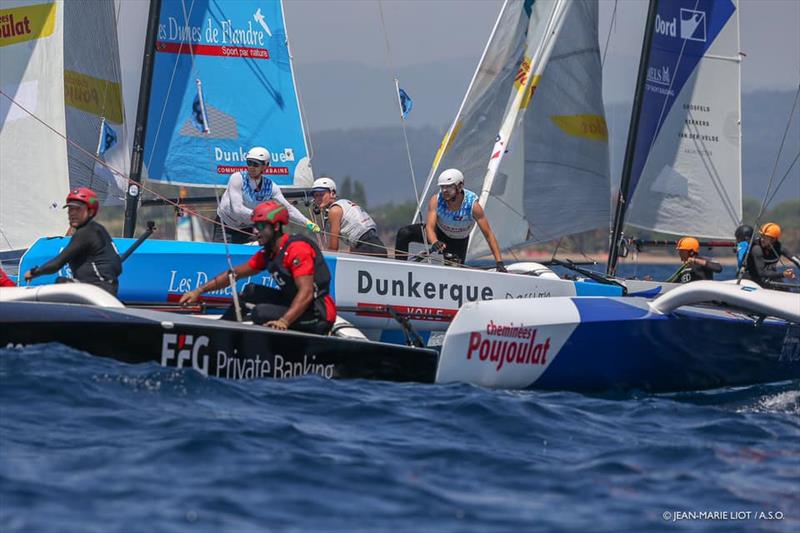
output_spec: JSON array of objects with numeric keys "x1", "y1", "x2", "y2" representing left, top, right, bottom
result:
[{"x1": 180, "y1": 200, "x2": 336, "y2": 334}]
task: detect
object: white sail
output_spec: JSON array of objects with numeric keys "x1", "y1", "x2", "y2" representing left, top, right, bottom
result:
[
  {"x1": 0, "y1": 0, "x2": 70, "y2": 252},
  {"x1": 63, "y1": 0, "x2": 129, "y2": 204},
  {"x1": 625, "y1": 0, "x2": 742, "y2": 239},
  {"x1": 469, "y1": 0, "x2": 610, "y2": 258}
]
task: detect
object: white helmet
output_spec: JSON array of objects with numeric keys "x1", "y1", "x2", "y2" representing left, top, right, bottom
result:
[
  {"x1": 245, "y1": 146, "x2": 270, "y2": 163},
  {"x1": 437, "y1": 168, "x2": 464, "y2": 187},
  {"x1": 312, "y1": 177, "x2": 336, "y2": 193}
]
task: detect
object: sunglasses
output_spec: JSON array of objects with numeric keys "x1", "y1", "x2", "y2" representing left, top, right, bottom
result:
[
  {"x1": 254, "y1": 221, "x2": 272, "y2": 231},
  {"x1": 246, "y1": 160, "x2": 265, "y2": 167},
  {"x1": 440, "y1": 184, "x2": 457, "y2": 190}
]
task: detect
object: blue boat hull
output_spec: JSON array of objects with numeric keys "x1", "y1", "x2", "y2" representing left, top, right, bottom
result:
[{"x1": 437, "y1": 297, "x2": 800, "y2": 392}]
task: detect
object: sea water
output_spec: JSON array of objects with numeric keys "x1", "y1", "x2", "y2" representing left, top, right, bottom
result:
[{"x1": 1, "y1": 265, "x2": 798, "y2": 531}]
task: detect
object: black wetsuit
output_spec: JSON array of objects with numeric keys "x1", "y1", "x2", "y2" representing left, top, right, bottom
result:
[
  {"x1": 744, "y1": 241, "x2": 792, "y2": 287},
  {"x1": 666, "y1": 257, "x2": 723, "y2": 283},
  {"x1": 30, "y1": 219, "x2": 122, "y2": 295}
]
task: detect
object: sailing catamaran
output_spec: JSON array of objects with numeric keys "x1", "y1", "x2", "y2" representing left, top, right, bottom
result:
[
  {"x1": 432, "y1": 0, "x2": 799, "y2": 390},
  {"x1": 2, "y1": 0, "x2": 797, "y2": 392},
  {"x1": 9, "y1": 0, "x2": 628, "y2": 346}
]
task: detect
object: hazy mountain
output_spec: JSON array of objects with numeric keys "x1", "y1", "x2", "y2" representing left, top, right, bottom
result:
[{"x1": 301, "y1": 78, "x2": 799, "y2": 207}]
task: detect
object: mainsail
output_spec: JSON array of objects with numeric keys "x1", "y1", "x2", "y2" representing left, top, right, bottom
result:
[
  {"x1": 0, "y1": 0, "x2": 69, "y2": 251},
  {"x1": 622, "y1": 0, "x2": 742, "y2": 239},
  {"x1": 418, "y1": 0, "x2": 610, "y2": 260},
  {"x1": 142, "y1": 0, "x2": 312, "y2": 189},
  {"x1": 63, "y1": 0, "x2": 129, "y2": 204}
]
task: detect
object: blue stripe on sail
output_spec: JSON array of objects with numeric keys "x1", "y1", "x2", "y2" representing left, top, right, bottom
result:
[{"x1": 626, "y1": 0, "x2": 736, "y2": 202}]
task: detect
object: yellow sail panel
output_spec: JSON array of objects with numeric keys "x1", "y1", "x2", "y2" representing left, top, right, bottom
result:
[
  {"x1": 431, "y1": 121, "x2": 462, "y2": 172},
  {"x1": 550, "y1": 114, "x2": 608, "y2": 141},
  {"x1": 0, "y1": 2, "x2": 57, "y2": 47},
  {"x1": 64, "y1": 70, "x2": 123, "y2": 124}
]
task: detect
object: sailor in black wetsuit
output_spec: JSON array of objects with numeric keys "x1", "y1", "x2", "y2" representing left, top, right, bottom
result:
[
  {"x1": 24, "y1": 187, "x2": 122, "y2": 295},
  {"x1": 744, "y1": 222, "x2": 797, "y2": 287},
  {"x1": 666, "y1": 237, "x2": 723, "y2": 283}
]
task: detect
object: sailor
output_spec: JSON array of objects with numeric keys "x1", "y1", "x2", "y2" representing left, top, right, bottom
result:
[
  {"x1": 744, "y1": 222, "x2": 797, "y2": 286},
  {"x1": 23, "y1": 188, "x2": 122, "y2": 295},
  {"x1": 311, "y1": 177, "x2": 387, "y2": 258},
  {"x1": 180, "y1": 200, "x2": 336, "y2": 334},
  {"x1": 666, "y1": 237, "x2": 723, "y2": 283},
  {"x1": 214, "y1": 146, "x2": 320, "y2": 243},
  {"x1": 734, "y1": 224, "x2": 753, "y2": 271},
  {"x1": 394, "y1": 168, "x2": 506, "y2": 270}
]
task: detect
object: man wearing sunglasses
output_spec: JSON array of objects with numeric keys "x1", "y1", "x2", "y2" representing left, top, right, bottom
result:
[
  {"x1": 181, "y1": 200, "x2": 335, "y2": 334},
  {"x1": 394, "y1": 168, "x2": 506, "y2": 271},
  {"x1": 214, "y1": 146, "x2": 320, "y2": 243}
]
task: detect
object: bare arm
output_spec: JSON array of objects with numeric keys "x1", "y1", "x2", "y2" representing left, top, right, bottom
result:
[
  {"x1": 473, "y1": 202, "x2": 503, "y2": 263},
  {"x1": 272, "y1": 184, "x2": 311, "y2": 226},
  {"x1": 425, "y1": 195, "x2": 439, "y2": 245},
  {"x1": 325, "y1": 205, "x2": 342, "y2": 251},
  {"x1": 179, "y1": 261, "x2": 259, "y2": 304}
]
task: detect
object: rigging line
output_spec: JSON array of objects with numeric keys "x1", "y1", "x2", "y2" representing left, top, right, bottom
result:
[
  {"x1": 760, "y1": 83, "x2": 800, "y2": 213},
  {"x1": 145, "y1": 0, "x2": 198, "y2": 178},
  {"x1": 377, "y1": 1, "x2": 421, "y2": 209},
  {"x1": 0, "y1": 88, "x2": 292, "y2": 239},
  {"x1": 764, "y1": 150, "x2": 800, "y2": 209},
  {"x1": 600, "y1": 0, "x2": 618, "y2": 67},
  {"x1": 280, "y1": 2, "x2": 314, "y2": 165}
]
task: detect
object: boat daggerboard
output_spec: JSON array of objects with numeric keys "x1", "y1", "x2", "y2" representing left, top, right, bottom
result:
[
  {"x1": 624, "y1": 0, "x2": 741, "y2": 239},
  {"x1": 0, "y1": 0, "x2": 70, "y2": 252},
  {"x1": 143, "y1": 0, "x2": 312, "y2": 188}
]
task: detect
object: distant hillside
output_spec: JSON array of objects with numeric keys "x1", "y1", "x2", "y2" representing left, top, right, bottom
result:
[{"x1": 307, "y1": 89, "x2": 799, "y2": 208}]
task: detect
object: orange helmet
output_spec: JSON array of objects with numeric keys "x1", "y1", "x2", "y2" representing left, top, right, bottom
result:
[
  {"x1": 676, "y1": 237, "x2": 700, "y2": 253},
  {"x1": 251, "y1": 200, "x2": 288, "y2": 226},
  {"x1": 760, "y1": 222, "x2": 781, "y2": 239}
]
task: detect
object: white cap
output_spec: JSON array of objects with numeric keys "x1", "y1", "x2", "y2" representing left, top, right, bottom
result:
[
  {"x1": 312, "y1": 177, "x2": 336, "y2": 192},
  {"x1": 245, "y1": 146, "x2": 270, "y2": 163},
  {"x1": 437, "y1": 168, "x2": 464, "y2": 186}
]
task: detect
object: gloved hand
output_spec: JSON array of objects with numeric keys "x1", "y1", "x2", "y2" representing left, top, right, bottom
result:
[
  {"x1": 306, "y1": 221, "x2": 321, "y2": 233},
  {"x1": 430, "y1": 241, "x2": 446, "y2": 253},
  {"x1": 495, "y1": 261, "x2": 508, "y2": 273}
]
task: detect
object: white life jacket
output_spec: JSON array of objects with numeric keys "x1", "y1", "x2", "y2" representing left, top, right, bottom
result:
[
  {"x1": 435, "y1": 189, "x2": 477, "y2": 239},
  {"x1": 331, "y1": 199, "x2": 377, "y2": 245}
]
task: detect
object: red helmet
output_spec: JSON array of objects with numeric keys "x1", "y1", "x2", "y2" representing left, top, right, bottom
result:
[
  {"x1": 251, "y1": 200, "x2": 288, "y2": 226},
  {"x1": 65, "y1": 187, "x2": 100, "y2": 217}
]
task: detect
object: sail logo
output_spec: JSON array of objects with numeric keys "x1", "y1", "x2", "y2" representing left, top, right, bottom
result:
[
  {"x1": 0, "y1": 3, "x2": 56, "y2": 47},
  {"x1": 654, "y1": 14, "x2": 677, "y2": 37},
  {"x1": 680, "y1": 9, "x2": 706, "y2": 42},
  {"x1": 647, "y1": 65, "x2": 672, "y2": 87},
  {"x1": 161, "y1": 334, "x2": 211, "y2": 376}
]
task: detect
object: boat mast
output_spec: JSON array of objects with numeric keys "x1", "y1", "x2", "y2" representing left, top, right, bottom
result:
[
  {"x1": 123, "y1": 0, "x2": 162, "y2": 238},
  {"x1": 606, "y1": 0, "x2": 659, "y2": 276}
]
